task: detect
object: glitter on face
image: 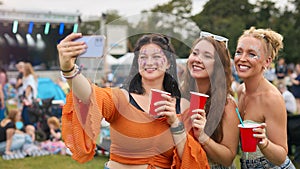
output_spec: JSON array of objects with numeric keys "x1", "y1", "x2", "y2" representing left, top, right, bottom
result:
[
  {"x1": 138, "y1": 47, "x2": 167, "y2": 70},
  {"x1": 235, "y1": 42, "x2": 262, "y2": 60}
]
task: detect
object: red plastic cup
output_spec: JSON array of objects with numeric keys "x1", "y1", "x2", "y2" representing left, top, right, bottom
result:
[
  {"x1": 189, "y1": 91, "x2": 209, "y2": 116},
  {"x1": 238, "y1": 123, "x2": 262, "y2": 152},
  {"x1": 149, "y1": 89, "x2": 171, "y2": 117}
]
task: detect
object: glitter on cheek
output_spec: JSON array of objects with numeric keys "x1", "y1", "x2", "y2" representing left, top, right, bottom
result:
[
  {"x1": 249, "y1": 45, "x2": 261, "y2": 59},
  {"x1": 142, "y1": 60, "x2": 147, "y2": 67},
  {"x1": 138, "y1": 58, "x2": 147, "y2": 68}
]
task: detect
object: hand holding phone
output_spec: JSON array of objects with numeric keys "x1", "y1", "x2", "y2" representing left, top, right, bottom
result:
[{"x1": 74, "y1": 35, "x2": 106, "y2": 58}]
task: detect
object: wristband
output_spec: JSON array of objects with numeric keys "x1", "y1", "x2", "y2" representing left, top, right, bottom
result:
[
  {"x1": 61, "y1": 64, "x2": 75, "y2": 73},
  {"x1": 61, "y1": 64, "x2": 81, "y2": 79},
  {"x1": 170, "y1": 122, "x2": 185, "y2": 134}
]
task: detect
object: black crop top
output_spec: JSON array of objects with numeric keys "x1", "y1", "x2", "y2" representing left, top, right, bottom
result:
[
  {"x1": 0, "y1": 121, "x2": 15, "y2": 142},
  {"x1": 129, "y1": 94, "x2": 181, "y2": 114}
]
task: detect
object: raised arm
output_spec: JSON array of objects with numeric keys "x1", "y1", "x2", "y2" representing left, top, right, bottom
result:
[{"x1": 57, "y1": 33, "x2": 91, "y2": 103}]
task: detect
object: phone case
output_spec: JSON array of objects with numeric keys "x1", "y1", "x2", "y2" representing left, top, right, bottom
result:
[{"x1": 74, "y1": 35, "x2": 106, "y2": 58}]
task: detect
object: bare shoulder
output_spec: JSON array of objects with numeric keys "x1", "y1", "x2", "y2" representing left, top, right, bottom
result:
[
  {"x1": 261, "y1": 85, "x2": 284, "y2": 106},
  {"x1": 0, "y1": 119, "x2": 12, "y2": 127},
  {"x1": 223, "y1": 95, "x2": 238, "y2": 119},
  {"x1": 260, "y1": 85, "x2": 285, "y2": 118},
  {"x1": 120, "y1": 88, "x2": 130, "y2": 102},
  {"x1": 236, "y1": 83, "x2": 245, "y2": 98}
]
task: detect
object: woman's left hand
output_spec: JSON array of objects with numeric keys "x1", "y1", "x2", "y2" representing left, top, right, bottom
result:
[
  {"x1": 253, "y1": 123, "x2": 269, "y2": 148},
  {"x1": 154, "y1": 94, "x2": 177, "y2": 125}
]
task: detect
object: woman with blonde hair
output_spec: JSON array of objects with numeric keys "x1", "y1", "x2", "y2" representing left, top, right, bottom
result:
[
  {"x1": 20, "y1": 63, "x2": 38, "y2": 126},
  {"x1": 234, "y1": 27, "x2": 295, "y2": 168}
]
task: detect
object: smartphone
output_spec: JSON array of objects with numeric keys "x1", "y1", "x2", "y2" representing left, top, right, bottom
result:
[{"x1": 74, "y1": 35, "x2": 106, "y2": 58}]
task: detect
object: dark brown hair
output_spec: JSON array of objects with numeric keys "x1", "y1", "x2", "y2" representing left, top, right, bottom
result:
[{"x1": 122, "y1": 33, "x2": 180, "y2": 98}]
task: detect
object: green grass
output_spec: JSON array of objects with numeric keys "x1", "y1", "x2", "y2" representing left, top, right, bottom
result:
[
  {"x1": 1, "y1": 151, "x2": 298, "y2": 169},
  {"x1": 0, "y1": 154, "x2": 238, "y2": 169},
  {"x1": 0, "y1": 154, "x2": 109, "y2": 169}
]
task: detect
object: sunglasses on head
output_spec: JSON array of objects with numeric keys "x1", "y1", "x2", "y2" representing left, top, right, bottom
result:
[{"x1": 200, "y1": 31, "x2": 229, "y2": 49}]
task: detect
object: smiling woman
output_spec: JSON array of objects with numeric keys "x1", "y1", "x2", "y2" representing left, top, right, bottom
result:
[
  {"x1": 180, "y1": 31, "x2": 239, "y2": 169},
  {"x1": 57, "y1": 32, "x2": 209, "y2": 168},
  {"x1": 235, "y1": 27, "x2": 296, "y2": 168}
]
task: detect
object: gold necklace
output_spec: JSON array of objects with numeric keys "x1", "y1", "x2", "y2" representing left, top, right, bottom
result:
[{"x1": 241, "y1": 78, "x2": 264, "y2": 114}]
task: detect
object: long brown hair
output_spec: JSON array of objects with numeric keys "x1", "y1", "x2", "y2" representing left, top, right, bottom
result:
[
  {"x1": 7, "y1": 109, "x2": 20, "y2": 124},
  {"x1": 181, "y1": 37, "x2": 233, "y2": 142}
]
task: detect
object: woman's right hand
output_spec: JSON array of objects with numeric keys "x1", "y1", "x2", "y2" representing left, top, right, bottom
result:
[
  {"x1": 191, "y1": 110, "x2": 209, "y2": 144},
  {"x1": 57, "y1": 33, "x2": 87, "y2": 71}
]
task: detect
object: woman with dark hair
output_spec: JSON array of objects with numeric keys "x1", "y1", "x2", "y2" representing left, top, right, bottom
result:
[
  {"x1": 57, "y1": 33, "x2": 209, "y2": 168},
  {"x1": 181, "y1": 31, "x2": 239, "y2": 168}
]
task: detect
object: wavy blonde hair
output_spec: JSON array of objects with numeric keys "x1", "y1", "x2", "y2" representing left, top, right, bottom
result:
[{"x1": 239, "y1": 26, "x2": 283, "y2": 60}]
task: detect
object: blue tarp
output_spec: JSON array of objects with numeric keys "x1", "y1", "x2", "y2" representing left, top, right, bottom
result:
[{"x1": 37, "y1": 78, "x2": 66, "y2": 102}]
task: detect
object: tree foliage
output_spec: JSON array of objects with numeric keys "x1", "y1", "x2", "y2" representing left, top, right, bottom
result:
[
  {"x1": 79, "y1": 0, "x2": 300, "y2": 63},
  {"x1": 191, "y1": 0, "x2": 300, "y2": 63}
]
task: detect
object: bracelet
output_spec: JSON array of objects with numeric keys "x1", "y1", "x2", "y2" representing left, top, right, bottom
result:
[
  {"x1": 170, "y1": 122, "x2": 185, "y2": 134},
  {"x1": 260, "y1": 139, "x2": 269, "y2": 150},
  {"x1": 61, "y1": 64, "x2": 75, "y2": 73},
  {"x1": 61, "y1": 64, "x2": 81, "y2": 79}
]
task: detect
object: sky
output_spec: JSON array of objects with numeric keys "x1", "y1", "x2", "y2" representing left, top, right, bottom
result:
[
  {"x1": 0, "y1": 0, "x2": 292, "y2": 21},
  {"x1": 0, "y1": 0, "x2": 209, "y2": 17}
]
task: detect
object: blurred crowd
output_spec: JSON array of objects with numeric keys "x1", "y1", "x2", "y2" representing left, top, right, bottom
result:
[{"x1": 0, "y1": 61, "x2": 70, "y2": 160}]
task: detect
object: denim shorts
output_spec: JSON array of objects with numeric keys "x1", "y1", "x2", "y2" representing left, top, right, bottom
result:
[
  {"x1": 240, "y1": 156, "x2": 277, "y2": 169},
  {"x1": 240, "y1": 156, "x2": 295, "y2": 169}
]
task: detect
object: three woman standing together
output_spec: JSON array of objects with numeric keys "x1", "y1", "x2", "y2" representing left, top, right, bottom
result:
[{"x1": 57, "y1": 26, "x2": 293, "y2": 168}]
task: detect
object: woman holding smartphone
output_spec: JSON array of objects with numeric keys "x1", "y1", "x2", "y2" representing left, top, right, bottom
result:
[{"x1": 58, "y1": 33, "x2": 209, "y2": 168}]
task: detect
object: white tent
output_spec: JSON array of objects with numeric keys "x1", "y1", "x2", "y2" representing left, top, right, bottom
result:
[
  {"x1": 117, "y1": 52, "x2": 134, "y2": 65},
  {"x1": 105, "y1": 54, "x2": 119, "y2": 65}
]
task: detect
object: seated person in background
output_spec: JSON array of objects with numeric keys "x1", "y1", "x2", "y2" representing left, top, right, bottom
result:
[
  {"x1": 41, "y1": 116, "x2": 66, "y2": 155},
  {"x1": 0, "y1": 109, "x2": 30, "y2": 155}
]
